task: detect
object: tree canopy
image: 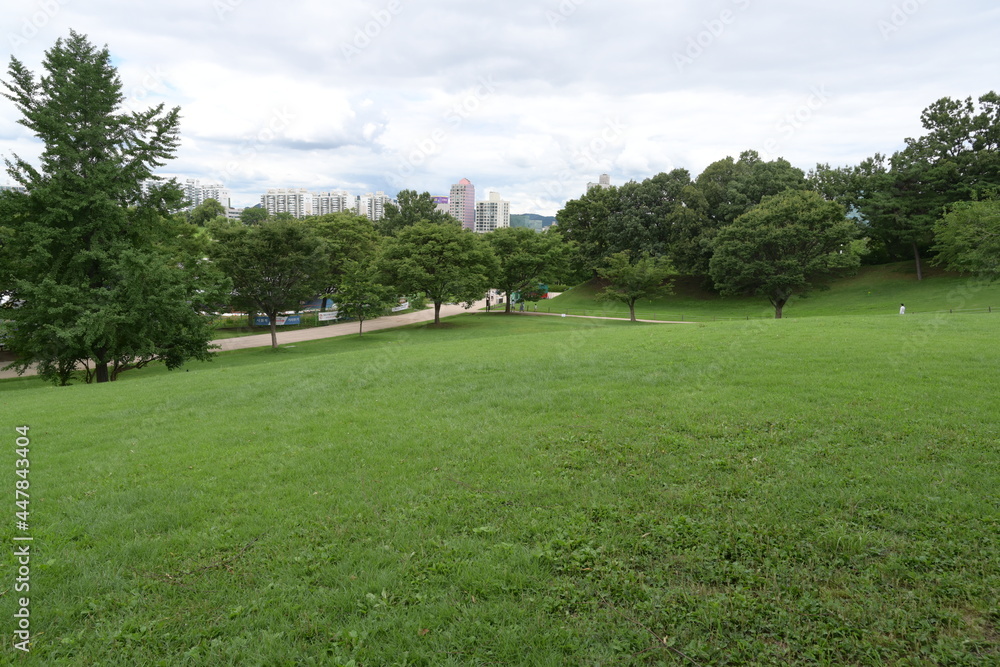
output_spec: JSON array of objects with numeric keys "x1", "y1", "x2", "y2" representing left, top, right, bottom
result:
[
  {"x1": 379, "y1": 221, "x2": 496, "y2": 324},
  {"x1": 596, "y1": 251, "x2": 675, "y2": 322},
  {"x1": 709, "y1": 190, "x2": 860, "y2": 318},
  {"x1": 933, "y1": 198, "x2": 1000, "y2": 279},
  {"x1": 485, "y1": 226, "x2": 567, "y2": 313},
  {"x1": 0, "y1": 31, "x2": 222, "y2": 384},
  {"x1": 378, "y1": 189, "x2": 456, "y2": 236},
  {"x1": 209, "y1": 219, "x2": 330, "y2": 348}
]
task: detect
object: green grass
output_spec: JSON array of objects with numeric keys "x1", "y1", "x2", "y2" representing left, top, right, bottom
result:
[
  {"x1": 1, "y1": 312, "x2": 998, "y2": 664},
  {"x1": 539, "y1": 262, "x2": 1000, "y2": 320}
]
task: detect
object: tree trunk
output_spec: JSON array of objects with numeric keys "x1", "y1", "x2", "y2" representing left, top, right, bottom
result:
[
  {"x1": 247, "y1": 312, "x2": 254, "y2": 328},
  {"x1": 95, "y1": 362, "x2": 110, "y2": 383},
  {"x1": 912, "y1": 241, "x2": 923, "y2": 281},
  {"x1": 628, "y1": 301, "x2": 637, "y2": 322},
  {"x1": 504, "y1": 291, "x2": 511, "y2": 313},
  {"x1": 434, "y1": 301, "x2": 442, "y2": 324},
  {"x1": 269, "y1": 314, "x2": 278, "y2": 349},
  {"x1": 358, "y1": 318, "x2": 364, "y2": 336},
  {"x1": 774, "y1": 301, "x2": 785, "y2": 319}
]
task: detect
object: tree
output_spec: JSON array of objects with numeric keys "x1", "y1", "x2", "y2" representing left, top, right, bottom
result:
[
  {"x1": 554, "y1": 184, "x2": 617, "y2": 271},
  {"x1": 302, "y1": 212, "x2": 379, "y2": 297},
  {"x1": 696, "y1": 150, "x2": 809, "y2": 228},
  {"x1": 709, "y1": 190, "x2": 860, "y2": 318},
  {"x1": 189, "y1": 198, "x2": 227, "y2": 226},
  {"x1": 379, "y1": 222, "x2": 496, "y2": 325},
  {"x1": 485, "y1": 226, "x2": 568, "y2": 313},
  {"x1": 854, "y1": 92, "x2": 1000, "y2": 279},
  {"x1": 933, "y1": 198, "x2": 1000, "y2": 278},
  {"x1": 596, "y1": 251, "x2": 675, "y2": 322},
  {"x1": 240, "y1": 206, "x2": 270, "y2": 225},
  {"x1": 0, "y1": 32, "x2": 222, "y2": 384},
  {"x1": 378, "y1": 190, "x2": 456, "y2": 236},
  {"x1": 334, "y1": 260, "x2": 396, "y2": 335},
  {"x1": 209, "y1": 219, "x2": 330, "y2": 348}
]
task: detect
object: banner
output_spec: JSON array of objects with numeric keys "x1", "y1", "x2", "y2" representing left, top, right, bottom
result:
[
  {"x1": 318, "y1": 311, "x2": 339, "y2": 322},
  {"x1": 391, "y1": 301, "x2": 410, "y2": 313},
  {"x1": 254, "y1": 315, "x2": 301, "y2": 326}
]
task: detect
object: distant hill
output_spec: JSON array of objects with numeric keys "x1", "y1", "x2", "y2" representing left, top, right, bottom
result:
[{"x1": 510, "y1": 213, "x2": 556, "y2": 231}]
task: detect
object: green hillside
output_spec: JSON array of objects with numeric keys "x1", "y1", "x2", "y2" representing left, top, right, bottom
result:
[
  {"x1": 2, "y1": 312, "x2": 997, "y2": 664},
  {"x1": 540, "y1": 262, "x2": 1000, "y2": 320}
]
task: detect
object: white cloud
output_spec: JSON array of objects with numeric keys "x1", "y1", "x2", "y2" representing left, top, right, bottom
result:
[{"x1": 1, "y1": 0, "x2": 998, "y2": 212}]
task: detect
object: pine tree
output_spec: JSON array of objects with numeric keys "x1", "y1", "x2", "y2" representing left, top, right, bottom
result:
[{"x1": 0, "y1": 32, "x2": 222, "y2": 384}]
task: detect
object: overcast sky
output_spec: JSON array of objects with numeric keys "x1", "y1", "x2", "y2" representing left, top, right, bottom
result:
[{"x1": 2, "y1": 0, "x2": 998, "y2": 214}]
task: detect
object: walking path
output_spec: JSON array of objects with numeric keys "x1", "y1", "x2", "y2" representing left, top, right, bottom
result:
[
  {"x1": 0, "y1": 302, "x2": 483, "y2": 379},
  {"x1": 0, "y1": 300, "x2": 693, "y2": 379}
]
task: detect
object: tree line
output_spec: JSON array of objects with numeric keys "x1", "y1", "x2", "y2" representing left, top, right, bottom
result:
[
  {"x1": 0, "y1": 33, "x2": 572, "y2": 385},
  {"x1": 2, "y1": 32, "x2": 997, "y2": 385},
  {"x1": 556, "y1": 94, "x2": 1000, "y2": 318}
]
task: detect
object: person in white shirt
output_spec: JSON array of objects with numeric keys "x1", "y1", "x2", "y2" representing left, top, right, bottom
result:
[{"x1": 899, "y1": 303, "x2": 906, "y2": 315}]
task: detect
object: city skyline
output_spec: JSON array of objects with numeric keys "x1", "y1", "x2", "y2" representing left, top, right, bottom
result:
[{"x1": 1, "y1": 1, "x2": 998, "y2": 215}]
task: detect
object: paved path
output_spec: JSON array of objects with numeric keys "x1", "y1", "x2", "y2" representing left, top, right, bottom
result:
[
  {"x1": 213, "y1": 301, "x2": 485, "y2": 351},
  {"x1": 0, "y1": 300, "x2": 693, "y2": 379},
  {"x1": 0, "y1": 302, "x2": 486, "y2": 379},
  {"x1": 517, "y1": 311, "x2": 697, "y2": 325}
]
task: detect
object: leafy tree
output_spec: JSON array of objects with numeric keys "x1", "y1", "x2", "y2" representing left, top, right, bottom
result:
[
  {"x1": 855, "y1": 93, "x2": 1000, "y2": 279},
  {"x1": 596, "y1": 251, "x2": 675, "y2": 322},
  {"x1": 334, "y1": 260, "x2": 396, "y2": 335},
  {"x1": 696, "y1": 150, "x2": 809, "y2": 228},
  {"x1": 302, "y1": 212, "x2": 379, "y2": 297},
  {"x1": 209, "y1": 219, "x2": 330, "y2": 348},
  {"x1": 240, "y1": 206, "x2": 270, "y2": 225},
  {"x1": 378, "y1": 189, "x2": 456, "y2": 236},
  {"x1": 933, "y1": 198, "x2": 1000, "y2": 278},
  {"x1": 554, "y1": 184, "x2": 617, "y2": 270},
  {"x1": 189, "y1": 198, "x2": 227, "y2": 226},
  {"x1": 556, "y1": 170, "x2": 711, "y2": 276},
  {"x1": 379, "y1": 222, "x2": 496, "y2": 324},
  {"x1": 0, "y1": 31, "x2": 222, "y2": 384},
  {"x1": 709, "y1": 190, "x2": 860, "y2": 318},
  {"x1": 485, "y1": 226, "x2": 568, "y2": 313}
]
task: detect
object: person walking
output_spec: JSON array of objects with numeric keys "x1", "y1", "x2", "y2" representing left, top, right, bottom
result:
[{"x1": 899, "y1": 303, "x2": 906, "y2": 315}]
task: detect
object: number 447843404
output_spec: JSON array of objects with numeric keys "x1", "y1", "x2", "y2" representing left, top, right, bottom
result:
[{"x1": 15, "y1": 426, "x2": 29, "y2": 526}]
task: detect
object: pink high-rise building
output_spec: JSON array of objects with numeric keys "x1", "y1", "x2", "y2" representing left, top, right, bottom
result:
[{"x1": 449, "y1": 178, "x2": 475, "y2": 230}]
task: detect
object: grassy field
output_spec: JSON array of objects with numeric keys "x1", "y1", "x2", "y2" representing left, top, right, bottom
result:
[
  {"x1": 538, "y1": 262, "x2": 1000, "y2": 321},
  {"x1": 1, "y1": 312, "x2": 998, "y2": 664}
]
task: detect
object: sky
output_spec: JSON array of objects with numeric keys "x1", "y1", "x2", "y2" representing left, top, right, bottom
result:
[{"x1": 1, "y1": 0, "x2": 998, "y2": 215}]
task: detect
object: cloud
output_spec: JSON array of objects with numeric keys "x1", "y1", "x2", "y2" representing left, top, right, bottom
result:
[{"x1": 0, "y1": 0, "x2": 998, "y2": 212}]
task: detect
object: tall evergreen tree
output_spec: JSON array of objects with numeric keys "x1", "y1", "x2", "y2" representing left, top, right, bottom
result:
[{"x1": 0, "y1": 32, "x2": 222, "y2": 384}]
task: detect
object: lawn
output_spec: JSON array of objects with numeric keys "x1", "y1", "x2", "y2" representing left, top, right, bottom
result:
[
  {"x1": 538, "y1": 262, "x2": 1000, "y2": 321},
  {"x1": 1, "y1": 312, "x2": 998, "y2": 664}
]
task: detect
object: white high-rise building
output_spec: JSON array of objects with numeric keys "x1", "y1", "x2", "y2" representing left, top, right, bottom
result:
[
  {"x1": 586, "y1": 173, "x2": 612, "y2": 191},
  {"x1": 356, "y1": 191, "x2": 391, "y2": 222},
  {"x1": 261, "y1": 188, "x2": 313, "y2": 218},
  {"x1": 474, "y1": 191, "x2": 510, "y2": 233},
  {"x1": 141, "y1": 178, "x2": 229, "y2": 211},
  {"x1": 181, "y1": 178, "x2": 230, "y2": 209},
  {"x1": 313, "y1": 191, "x2": 353, "y2": 216}
]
